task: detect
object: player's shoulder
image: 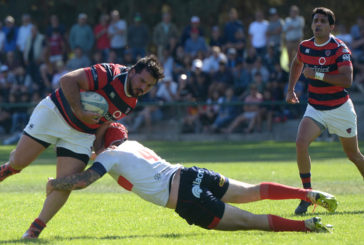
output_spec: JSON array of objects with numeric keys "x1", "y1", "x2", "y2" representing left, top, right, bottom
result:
[
  {"x1": 299, "y1": 37, "x2": 315, "y2": 47},
  {"x1": 331, "y1": 36, "x2": 351, "y2": 54}
]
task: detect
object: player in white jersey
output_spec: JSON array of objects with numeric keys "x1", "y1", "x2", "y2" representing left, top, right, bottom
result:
[{"x1": 43, "y1": 123, "x2": 337, "y2": 236}]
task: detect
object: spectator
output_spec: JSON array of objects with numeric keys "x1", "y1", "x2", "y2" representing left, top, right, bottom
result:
[
  {"x1": 226, "y1": 47, "x2": 239, "y2": 69},
  {"x1": 122, "y1": 49, "x2": 136, "y2": 67},
  {"x1": 47, "y1": 27, "x2": 66, "y2": 64},
  {"x1": 223, "y1": 83, "x2": 263, "y2": 134},
  {"x1": 202, "y1": 46, "x2": 227, "y2": 74},
  {"x1": 335, "y1": 23, "x2": 352, "y2": 48},
  {"x1": 23, "y1": 25, "x2": 47, "y2": 93},
  {"x1": 156, "y1": 75, "x2": 178, "y2": 103},
  {"x1": 51, "y1": 60, "x2": 68, "y2": 90},
  {"x1": 2, "y1": 16, "x2": 18, "y2": 53},
  {"x1": 190, "y1": 59, "x2": 210, "y2": 101},
  {"x1": 283, "y1": 5, "x2": 305, "y2": 66},
  {"x1": 46, "y1": 15, "x2": 66, "y2": 38},
  {"x1": 184, "y1": 28, "x2": 208, "y2": 58},
  {"x1": 161, "y1": 48, "x2": 174, "y2": 79},
  {"x1": 223, "y1": 8, "x2": 244, "y2": 46},
  {"x1": 94, "y1": 14, "x2": 110, "y2": 61},
  {"x1": 0, "y1": 21, "x2": 5, "y2": 51},
  {"x1": 266, "y1": 8, "x2": 284, "y2": 57},
  {"x1": 232, "y1": 60, "x2": 252, "y2": 95},
  {"x1": 351, "y1": 26, "x2": 364, "y2": 62},
  {"x1": 180, "y1": 16, "x2": 204, "y2": 46},
  {"x1": 210, "y1": 86, "x2": 238, "y2": 133},
  {"x1": 208, "y1": 59, "x2": 233, "y2": 97},
  {"x1": 248, "y1": 10, "x2": 269, "y2": 58},
  {"x1": 225, "y1": 27, "x2": 246, "y2": 59},
  {"x1": 108, "y1": 10, "x2": 127, "y2": 61},
  {"x1": 251, "y1": 56, "x2": 270, "y2": 84},
  {"x1": 127, "y1": 13, "x2": 149, "y2": 60},
  {"x1": 4, "y1": 51, "x2": 25, "y2": 81},
  {"x1": 209, "y1": 25, "x2": 224, "y2": 48},
  {"x1": 66, "y1": 46, "x2": 91, "y2": 71},
  {"x1": 153, "y1": 11, "x2": 179, "y2": 60},
  {"x1": 8, "y1": 89, "x2": 29, "y2": 134},
  {"x1": 69, "y1": 13, "x2": 94, "y2": 55},
  {"x1": 16, "y1": 14, "x2": 33, "y2": 54},
  {"x1": 350, "y1": 16, "x2": 364, "y2": 41},
  {"x1": 197, "y1": 89, "x2": 220, "y2": 133}
]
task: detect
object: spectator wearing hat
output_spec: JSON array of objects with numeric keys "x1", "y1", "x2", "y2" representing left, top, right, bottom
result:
[
  {"x1": 127, "y1": 13, "x2": 149, "y2": 60},
  {"x1": 69, "y1": 13, "x2": 94, "y2": 55},
  {"x1": 202, "y1": 46, "x2": 227, "y2": 75},
  {"x1": 266, "y1": 8, "x2": 284, "y2": 58},
  {"x1": 2, "y1": 16, "x2": 18, "y2": 53},
  {"x1": 180, "y1": 16, "x2": 205, "y2": 46}
]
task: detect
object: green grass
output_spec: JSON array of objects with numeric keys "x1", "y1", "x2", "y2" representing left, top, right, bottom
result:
[{"x1": 1, "y1": 141, "x2": 364, "y2": 244}]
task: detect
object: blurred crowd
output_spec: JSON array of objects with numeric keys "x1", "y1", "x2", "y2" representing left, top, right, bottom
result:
[{"x1": 0, "y1": 6, "x2": 364, "y2": 137}]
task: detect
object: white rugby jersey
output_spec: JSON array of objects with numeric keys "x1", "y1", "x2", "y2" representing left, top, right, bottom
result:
[{"x1": 93, "y1": 140, "x2": 182, "y2": 206}]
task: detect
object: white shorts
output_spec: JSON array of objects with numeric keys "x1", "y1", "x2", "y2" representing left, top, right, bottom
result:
[
  {"x1": 303, "y1": 99, "x2": 357, "y2": 138},
  {"x1": 24, "y1": 96, "x2": 95, "y2": 156}
]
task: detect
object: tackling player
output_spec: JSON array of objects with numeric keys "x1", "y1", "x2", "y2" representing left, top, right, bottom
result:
[
  {"x1": 286, "y1": 7, "x2": 364, "y2": 214},
  {"x1": 0, "y1": 55, "x2": 164, "y2": 238},
  {"x1": 41, "y1": 123, "x2": 337, "y2": 238}
]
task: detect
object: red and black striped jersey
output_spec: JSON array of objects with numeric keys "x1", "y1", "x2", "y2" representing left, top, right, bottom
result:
[
  {"x1": 50, "y1": 63, "x2": 137, "y2": 134},
  {"x1": 297, "y1": 35, "x2": 352, "y2": 110}
]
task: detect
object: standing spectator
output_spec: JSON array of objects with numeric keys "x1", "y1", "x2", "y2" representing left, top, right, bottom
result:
[
  {"x1": 94, "y1": 14, "x2": 110, "y2": 61},
  {"x1": 209, "y1": 25, "x2": 224, "y2": 48},
  {"x1": 184, "y1": 29, "x2": 208, "y2": 58},
  {"x1": 69, "y1": 13, "x2": 94, "y2": 55},
  {"x1": 23, "y1": 25, "x2": 46, "y2": 93},
  {"x1": 16, "y1": 14, "x2": 33, "y2": 54},
  {"x1": 153, "y1": 11, "x2": 179, "y2": 60},
  {"x1": 223, "y1": 8, "x2": 244, "y2": 46},
  {"x1": 248, "y1": 10, "x2": 269, "y2": 58},
  {"x1": 283, "y1": 5, "x2": 305, "y2": 67},
  {"x1": 108, "y1": 10, "x2": 127, "y2": 61},
  {"x1": 180, "y1": 16, "x2": 204, "y2": 46},
  {"x1": 266, "y1": 8, "x2": 284, "y2": 58},
  {"x1": 127, "y1": 13, "x2": 149, "y2": 60},
  {"x1": 350, "y1": 16, "x2": 364, "y2": 41},
  {"x1": 66, "y1": 46, "x2": 91, "y2": 71},
  {"x1": 46, "y1": 15, "x2": 66, "y2": 38},
  {"x1": 47, "y1": 27, "x2": 66, "y2": 64},
  {"x1": 2, "y1": 16, "x2": 18, "y2": 53},
  {"x1": 335, "y1": 23, "x2": 352, "y2": 48}
]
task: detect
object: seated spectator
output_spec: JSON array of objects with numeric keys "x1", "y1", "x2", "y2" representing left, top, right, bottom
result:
[
  {"x1": 223, "y1": 84, "x2": 263, "y2": 134},
  {"x1": 66, "y1": 46, "x2": 91, "y2": 71},
  {"x1": 156, "y1": 76, "x2": 178, "y2": 103},
  {"x1": 51, "y1": 60, "x2": 68, "y2": 89},
  {"x1": 180, "y1": 16, "x2": 204, "y2": 46},
  {"x1": 208, "y1": 59, "x2": 233, "y2": 97},
  {"x1": 232, "y1": 60, "x2": 252, "y2": 96},
  {"x1": 189, "y1": 59, "x2": 210, "y2": 101},
  {"x1": 210, "y1": 86, "x2": 239, "y2": 133},
  {"x1": 184, "y1": 29, "x2": 208, "y2": 58},
  {"x1": 251, "y1": 56, "x2": 270, "y2": 84},
  {"x1": 209, "y1": 25, "x2": 224, "y2": 48},
  {"x1": 202, "y1": 46, "x2": 227, "y2": 75},
  {"x1": 197, "y1": 90, "x2": 221, "y2": 133}
]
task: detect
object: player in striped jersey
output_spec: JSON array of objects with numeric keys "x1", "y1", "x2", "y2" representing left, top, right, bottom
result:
[
  {"x1": 0, "y1": 55, "x2": 164, "y2": 239},
  {"x1": 43, "y1": 123, "x2": 336, "y2": 236},
  {"x1": 286, "y1": 7, "x2": 364, "y2": 214}
]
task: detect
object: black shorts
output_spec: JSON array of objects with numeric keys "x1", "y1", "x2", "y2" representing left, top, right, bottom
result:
[{"x1": 175, "y1": 166, "x2": 229, "y2": 229}]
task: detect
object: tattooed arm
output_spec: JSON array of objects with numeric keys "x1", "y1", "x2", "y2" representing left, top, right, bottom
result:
[{"x1": 46, "y1": 169, "x2": 101, "y2": 196}]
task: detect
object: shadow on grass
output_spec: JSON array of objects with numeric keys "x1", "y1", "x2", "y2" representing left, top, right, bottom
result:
[{"x1": 0, "y1": 232, "x2": 202, "y2": 244}]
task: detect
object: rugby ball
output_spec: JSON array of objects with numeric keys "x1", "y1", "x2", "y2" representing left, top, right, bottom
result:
[{"x1": 80, "y1": 91, "x2": 108, "y2": 116}]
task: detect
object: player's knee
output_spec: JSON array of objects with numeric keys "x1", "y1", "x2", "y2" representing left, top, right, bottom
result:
[
  {"x1": 295, "y1": 137, "x2": 309, "y2": 150},
  {"x1": 235, "y1": 212, "x2": 256, "y2": 230}
]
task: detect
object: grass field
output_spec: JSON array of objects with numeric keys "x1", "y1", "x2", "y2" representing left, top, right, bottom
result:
[{"x1": 0, "y1": 141, "x2": 364, "y2": 244}]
